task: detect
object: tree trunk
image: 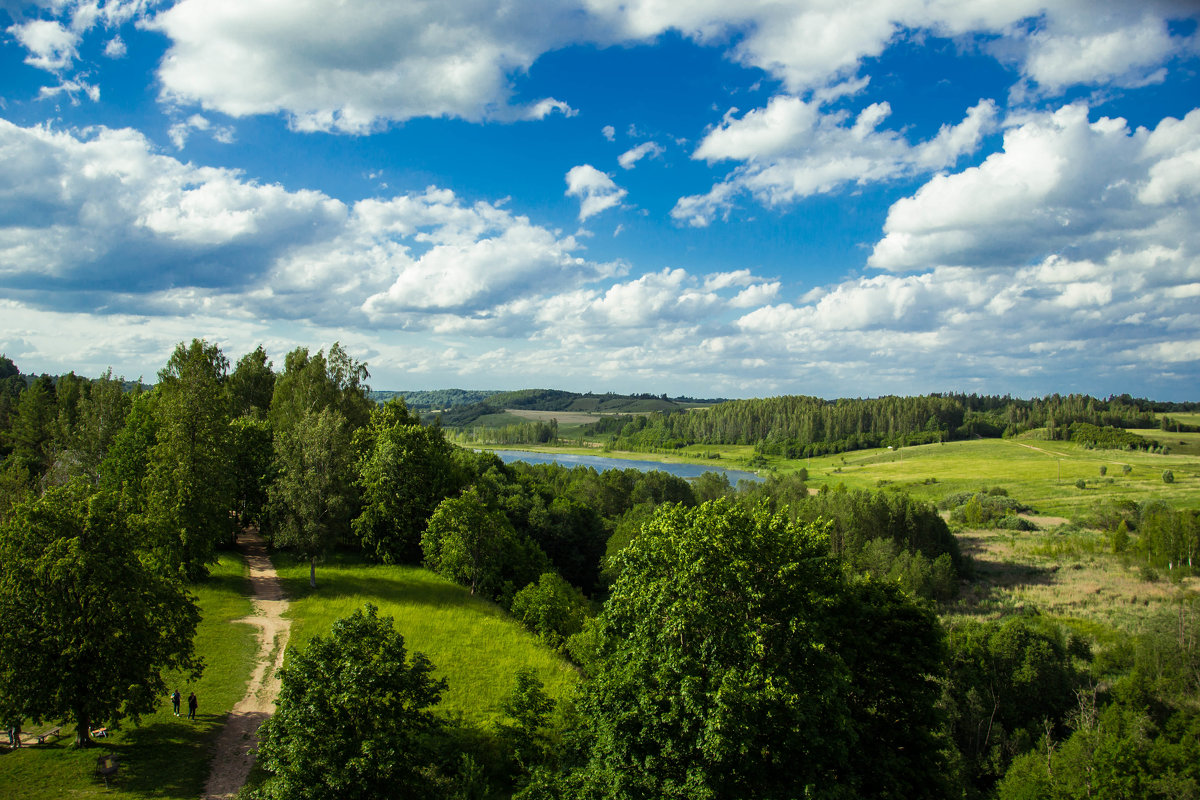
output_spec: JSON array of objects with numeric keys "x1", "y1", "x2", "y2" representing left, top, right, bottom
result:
[
  {"x1": 74, "y1": 712, "x2": 91, "y2": 748},
  {"x1": 310, "y1": 557, "x2": 317, "y2": 588}
]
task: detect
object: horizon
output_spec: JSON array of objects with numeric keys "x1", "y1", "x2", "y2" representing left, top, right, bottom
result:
[{"x1": 2, "y1": 2, "x2": 1199, "y2": 401}]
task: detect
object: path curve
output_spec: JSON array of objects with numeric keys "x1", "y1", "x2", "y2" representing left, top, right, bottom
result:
[{"x1": 203, "y1": 530, "x2": 291, "y2": 800}]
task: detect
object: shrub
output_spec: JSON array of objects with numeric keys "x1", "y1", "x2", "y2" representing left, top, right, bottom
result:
[
  {"x1": 995, "y1": 515, "x2": 1037, "y2": 532},
  {"x1": 1099, "y1": 465, "x2": 1107, "y2": 476},
  {"x1": 1122, "y1": 464, "x2": 1132, "y2": 475},
  {"x1": 1162, "y1": 470, "x2": 1175, "y2": 484},
  {"x1": 1074, "y1": 479, "x2": 1087, "y2": 490}
]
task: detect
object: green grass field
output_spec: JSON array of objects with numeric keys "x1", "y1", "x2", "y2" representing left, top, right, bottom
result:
[
  {"x1": 272, "y1": 552, "x2": 578, "y2": 728},
  {"x1": 0, "y1": 550, "x2": 258, "y2": 799}
]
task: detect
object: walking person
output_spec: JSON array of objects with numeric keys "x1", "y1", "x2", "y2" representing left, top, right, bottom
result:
[
  {"x1": 171, "y1": 689, "x2": 181, "y2": 716},
  {"x1": 187, "y1": 691, "x2": 198, "y2": 720}
]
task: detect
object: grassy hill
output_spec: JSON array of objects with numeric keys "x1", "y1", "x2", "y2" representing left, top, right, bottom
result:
[
  {"x1": 0, "y1": 551, "x2": 576, "y2": 799},
  {"x1": 271, "y1": 552, "x2": 578, "y2": 727}
]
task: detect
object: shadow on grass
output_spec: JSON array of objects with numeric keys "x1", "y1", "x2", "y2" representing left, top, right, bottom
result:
[
  {"x1": 116, "y1": 715, "x2": 227, "y2": 798},
  {"x1": 283, "y1": 572, "x2": 506, "y2": 617},
  {"x1": 198, "y1": 569, "x2": 253, "y2": 598}
]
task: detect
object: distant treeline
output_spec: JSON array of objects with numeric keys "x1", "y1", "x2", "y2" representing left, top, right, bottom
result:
[
  {"x1": 585, "y1": 393, "x2": 1200, "y2": 456},
  {"x1": 434, "y1": 388, "x2": 725, "y2": 428},
  {"x1": 371, "y1": 388, "x2": 500, "y2": 410}
]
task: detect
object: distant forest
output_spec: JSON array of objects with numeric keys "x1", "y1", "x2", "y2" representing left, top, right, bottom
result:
[{"x1": 583, "y1": 393, "x2": 1200, "y2": 456}]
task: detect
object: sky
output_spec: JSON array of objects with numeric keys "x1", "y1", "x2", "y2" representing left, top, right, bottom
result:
[{"x1": 1, "y1": 1, "x2": 1199, "y2": 400}]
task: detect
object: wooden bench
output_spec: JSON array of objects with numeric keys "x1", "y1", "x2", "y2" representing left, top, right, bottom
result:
[
  {"x1": 95, "y1": 754, "x2": 120, "y2": 788},
  {"x1": 33, "y1": 726, "x2": 62, "y2": 744},
  {"x1": 90, "y1": 727, "x2": 108, "y2": 739}
]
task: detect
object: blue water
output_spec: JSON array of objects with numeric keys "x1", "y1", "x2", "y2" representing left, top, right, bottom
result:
[{"x1": 484, "y1": 449, "x2": 763, "y2": 484}]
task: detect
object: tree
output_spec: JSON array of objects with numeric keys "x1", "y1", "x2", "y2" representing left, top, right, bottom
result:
[
  {"x1": 354, "y1": 403, "x2": 461, "y2": 564},
  {"x1": 568, "y1": 499, "x2": 948, "y2": 799},
  {"x1": 256, "y1": 604, "x2": 447, "y2": 800},
  {"x1": 269, "y1": 407, "x2": 353, "y2": 588},
  {"x1": 269, "y1": 343, "x2": 372, "y2": 435},
  {"x1": 147, "y1": 339, "x2": 234, "y2": 579},
  {"x1": 421, "y1": 487, "x2": 548, "y2": 601},
  {"x1": 228, "y1": 344, "x2": 276, "y2": 419},
  {"x1": 510, "y1": 572, "x2": 591, "y2": 652},
  {"x1": 0, "y1": 483, "x2": 201, "y2": 747},
  {"x1": 10, "y1": 374, "x2": 57, "y2": 478}
]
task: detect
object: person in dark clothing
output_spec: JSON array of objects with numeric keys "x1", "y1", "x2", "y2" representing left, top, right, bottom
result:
[
  {"x1": 187, "y1": 692, "x2": 198, "y2": 720},
  {"x1": 171, "y1": 690, "x2": 181, "y2": 716}
]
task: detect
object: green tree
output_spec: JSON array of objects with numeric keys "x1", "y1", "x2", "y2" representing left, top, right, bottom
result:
[
  {"x1": 228, "y1": 344, "x2": 276, "y2": 419},
  {"x1": 421, "y1": 487, "x2": 548, "y2": 601},
  {"x1": 147, "y1": 339, "x2": 234, "y2": 579},
  {"x1": 0, "y1": 483, "x2": 201, "y2": 746},
  {"x1": 10, "y1": 374, "x2": 57, "y2": 478},
  {"x1": 569, "y1": 499, "x2": 948, "y2": 799},
  {"x1": 256, "y1": 604, "x2": 447, "y2": 800},
  {"x1": 510, "y1": 572, "x2": 591, "y2": 652},
  {"x1": 229, "y1": 416, "x2": 274, "y2": 528},
  {"x1": 269, "y1": 343, "x2": 372, "y2": 435},
  {"x1": 354, "y1": 403, "x2": 461, "y2": 564},
  {"x1": 269, "y1": 407, "x2": 353, "y2": 588}
]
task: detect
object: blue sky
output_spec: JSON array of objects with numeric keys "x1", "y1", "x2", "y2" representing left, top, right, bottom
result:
[{"x1": 1, "y1": 1, "x2": 1199, "y2": 400}]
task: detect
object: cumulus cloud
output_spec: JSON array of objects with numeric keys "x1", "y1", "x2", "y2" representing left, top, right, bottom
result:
[
  {"x1": 0, "y1": 118, "x2": 619, "y2": 336},
  {"x1": 168, "y1": 114, "x2": 235, "y2": 149},
  {"x1": 148, "y1": 0, "x2": 591, "y2": 133},
  {"x1": 869, "y1": 104, "x2": 1200, "y2": 272},
  {"x1": 565, "y1": 164, "x2": 627, "y2": 220},
  {"x1": 8, "y1": 18, "x2": 79, "y2": 71},
  {"x1": 618, "y1": 140, "x2": 664, "y2": 169},
  {"x1": 673, "y1": 96, "x2": 998, "y2": 226}
]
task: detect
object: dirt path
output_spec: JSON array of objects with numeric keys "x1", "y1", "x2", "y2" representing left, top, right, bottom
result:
[{"x1": 202, "y1": 530, "x2": 291, "y2": 800}]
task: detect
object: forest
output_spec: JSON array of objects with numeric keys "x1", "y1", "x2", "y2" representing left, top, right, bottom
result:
[{"x1": 0, "y1": 342, "x2": 1197, "y2": 799}]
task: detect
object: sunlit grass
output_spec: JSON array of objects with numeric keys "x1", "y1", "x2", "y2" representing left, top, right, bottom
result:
[
  {"x1": 0, "y1": 550, "x2": 257, "y2": 800},
  {"x1": 273, "y1": 551, "x2": 578, "y2": 728}
]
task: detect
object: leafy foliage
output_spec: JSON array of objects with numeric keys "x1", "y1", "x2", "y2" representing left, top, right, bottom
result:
[
  {"x1": 0, "y1": 483, "x2": 201, "y2": 746},
  {"x1": 566, "y1": 500, "x2": 949, "y2": 800},
  {"x1": 256, "y1": 604, "x2": 447, "y2": 800}
]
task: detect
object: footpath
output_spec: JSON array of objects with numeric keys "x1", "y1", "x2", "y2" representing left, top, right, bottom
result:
[{"x1": 202, "y1": 530, "x2": 291, "y2": 800}]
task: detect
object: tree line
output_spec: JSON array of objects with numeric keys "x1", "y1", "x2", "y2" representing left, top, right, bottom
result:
[{"x1": 579, "y1": 392, "x2": 1197, "y2": 457}]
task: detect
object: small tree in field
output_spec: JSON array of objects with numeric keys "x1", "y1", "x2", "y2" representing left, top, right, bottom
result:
[
  {"x1": 256, "y1": 605, "x2": 447, "y2": 800},
  {"x1": 1099, "y1": 465, "x2": 1107, "y2": 476},
  {"x1": 1163, "y1": 470, "x2": 1175, "y2": 484},
  {"x1": 0, "y1": 484, "x2": 200, "y2": 746}
]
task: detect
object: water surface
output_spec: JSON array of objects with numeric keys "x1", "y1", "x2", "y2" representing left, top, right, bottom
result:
[{"x1": 484, "y1": 449, "x2": 763, "y2": 484}]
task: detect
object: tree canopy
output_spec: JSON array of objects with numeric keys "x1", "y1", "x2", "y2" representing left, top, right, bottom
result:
[
  {"x1": 0, "y1": 483, "x2": 201, "y2": 746},
  {"x1": 256, "y1": 604, "x2": 447, "y2": 800},
  {"x1": 563, "y1": 499, "x2": 948, "y2": 800}
]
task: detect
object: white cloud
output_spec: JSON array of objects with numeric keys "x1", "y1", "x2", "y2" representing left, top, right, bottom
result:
[
  {"x1": 565, "y1": 164, "x2": 627, "y2": 221},
  {"x1": 674, "y1": 96, "x2": 998, "y2": 226},
  {"x1": 104, "y1": 35, "x2": 126, "y2": 58},
  {"x1": 37, "y1": 77, "x2": 99, "y2": 103},
  {"x1": 870, "y1": 104, "x2": 1200, "y2": 272},
  {"x1": 602, "y1": 125, "x2": 616, "y2": 141},
  {"x1": 148, "y1": 0, "x2": 590, "y2": 133},
  {"x1": 618, "y1": 140, "x2": 664, "y2": 169},
  {"x1": 167, "y1": 114, "x2": 235, "y2": 149},
  {"x1": 8, "y1": 18, "x2": 79, "y2": 71}
]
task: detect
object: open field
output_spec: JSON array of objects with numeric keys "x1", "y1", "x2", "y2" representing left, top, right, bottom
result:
[
  {"x1": 946, "y1": 525, "x2": 1199, "y2": 636},
  {"x1": 771, "y1": 437, "x2": 1200, "y2": 517},
  {"x1": 0, "y1": 551, "x2": 258, "y2": 800},
  {"x1": 272, "y1": 552, "x2": 578, "y2": 728}
]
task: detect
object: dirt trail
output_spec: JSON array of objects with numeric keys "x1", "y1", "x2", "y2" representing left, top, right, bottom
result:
[{"x1": 202, "y1": 530, "x2": 290, "y2": 800}]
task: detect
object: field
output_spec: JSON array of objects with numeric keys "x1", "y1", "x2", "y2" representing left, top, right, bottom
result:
[
  {"x1": 0, "y1": 551, "x2": 258, "y2": 800},
  {"x1": 271, "y1": 552, "x2": 578, "y2": 728}
]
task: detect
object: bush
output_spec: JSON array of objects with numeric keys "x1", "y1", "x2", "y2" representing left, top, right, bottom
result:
[
  {"x1": 995, "y1": 515, "x2": 1037, "y2": 532},
  {"x1": 1075, "y1": 479, "x2": 1087, "y2": 490},
  {"x1": 1162, "y1": 470, "x2": 1175, "y2": 484},
  {"x1": 510, "y1": 572, "x2": 592, "y2": 653},
  {"x1": 1099, "y1": 465, "x2": 1107, "y2": 476}
]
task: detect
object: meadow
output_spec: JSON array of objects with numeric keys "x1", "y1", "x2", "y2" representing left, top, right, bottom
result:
[{"x1": 0, "y1": 552, "x2": 258, "y2": 799}]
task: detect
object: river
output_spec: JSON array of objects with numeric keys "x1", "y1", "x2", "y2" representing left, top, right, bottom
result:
[{"x1": 483, "y1": 449, "x2": 763, "y2": 484}]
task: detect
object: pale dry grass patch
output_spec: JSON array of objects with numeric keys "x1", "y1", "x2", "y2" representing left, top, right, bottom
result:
[{"x1": 947, "y1": 527, "x2": 1198, "y2": 632}]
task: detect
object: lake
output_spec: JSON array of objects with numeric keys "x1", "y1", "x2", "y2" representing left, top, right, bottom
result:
[{"x1": 484, "y1": 449, "x2": 763, "y2": 484}]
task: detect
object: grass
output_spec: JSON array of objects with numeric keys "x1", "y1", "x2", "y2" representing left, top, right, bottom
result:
[
  {"x1": 0, "y1": 550, "x2": 258, "y2": 799},
  {"x1": 272, "y1": 551, "x2": 578, "y2": 728},
  {"x1": 772, "y1": 437, "x2": 1200, "y2": 516},
  {"x1": 943, "y1": 525, "x2": 1199, "y2": 635}
]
